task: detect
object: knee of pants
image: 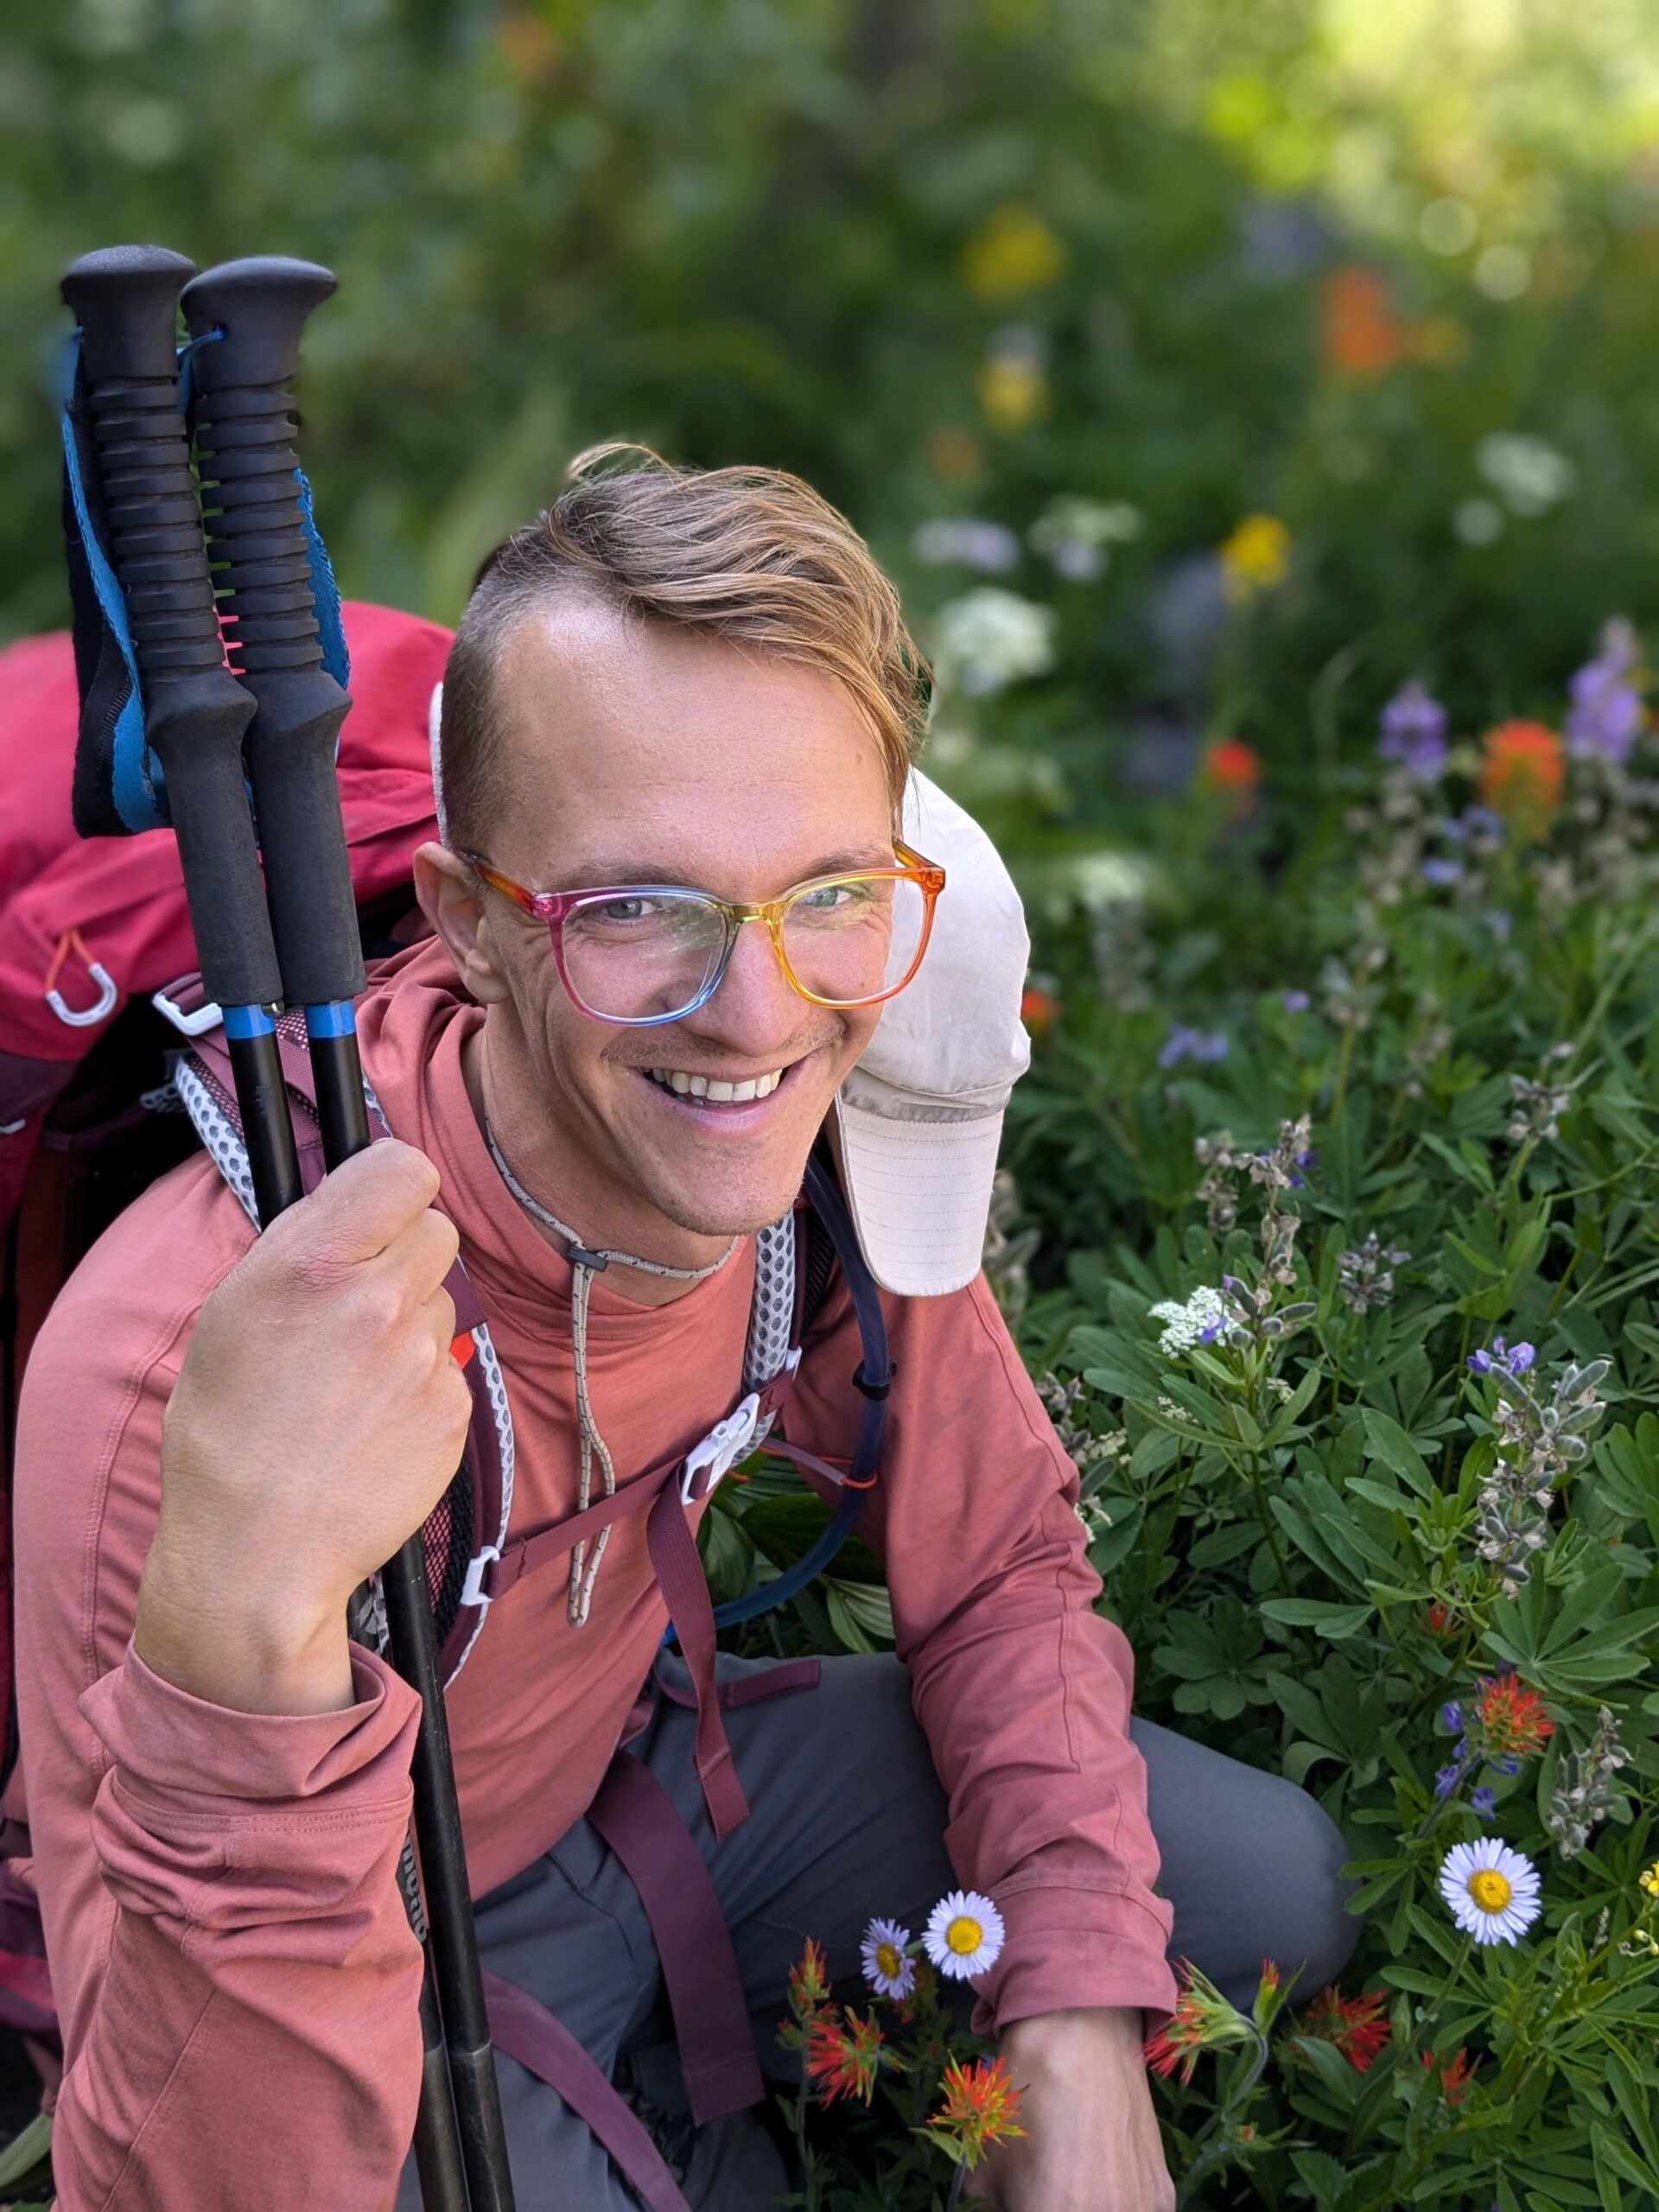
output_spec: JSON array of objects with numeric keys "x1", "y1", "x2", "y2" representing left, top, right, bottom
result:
[{"x1": 1268, "y1": 1781, "x2": 1363, "y2": 1999}]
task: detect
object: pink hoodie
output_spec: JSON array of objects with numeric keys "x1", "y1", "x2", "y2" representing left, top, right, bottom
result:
[{"x1": 14, "y1": 940, "x2": 1175, "y2": 2209}]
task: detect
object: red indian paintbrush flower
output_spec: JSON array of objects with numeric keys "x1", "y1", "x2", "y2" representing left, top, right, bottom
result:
[
  {"x1": 1478, "y1": 721, "x2": 1563, "y2": 834},
  {"x1": 1142, "y1": 1961, "x2": 1250, "y2": 2083},
  {"x1": 804, "y1": 2008, "x2": 883, "y2": 2106},
  {"x1": 1198, "y1": 738, "x2": 1262, "y2": 812},
  {"x1": 1475, "y1": 1674, "x2": 1554, "y2": 1758},
  {"x1": 1297, "y1": 1986, "x2": 1390, "y2": 2073},
  {"x1": 928, "y1": 2055, "x2": 1027, "y2": 2169},
  {"x1": 786, "y1": 1937, "x2": 830, "y2": 2024},
  {"x1": 1422, "y1": 2046, "x2": 1478, "y2": 2106}
]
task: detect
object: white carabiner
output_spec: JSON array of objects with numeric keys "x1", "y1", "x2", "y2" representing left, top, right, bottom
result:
[{"x1": 47, "y1": 962, "x2": 118, "y2": 1029}]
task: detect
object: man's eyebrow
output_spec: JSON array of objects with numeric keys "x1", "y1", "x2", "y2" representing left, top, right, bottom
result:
[{"x1": 548, "y1": 847, "x2": 899, "y2": 890}]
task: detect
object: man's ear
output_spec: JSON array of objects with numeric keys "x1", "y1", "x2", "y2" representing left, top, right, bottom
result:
[{"x1": 413, "y1": 842, "x2": 514, "y2": 1004}]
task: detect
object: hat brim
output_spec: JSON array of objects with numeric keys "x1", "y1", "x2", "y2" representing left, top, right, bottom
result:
[{"x1": 833, "y1": 1092, "x2": 1004, "y2": 1298}]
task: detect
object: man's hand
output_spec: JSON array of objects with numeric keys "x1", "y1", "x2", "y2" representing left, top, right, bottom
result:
[
  {"x1": 136, "y1": 1142, "x2": 472, "y2": 1717},
  {"x1": 968, "y1": 2006, "x2": 1175, "y2": 2212}
]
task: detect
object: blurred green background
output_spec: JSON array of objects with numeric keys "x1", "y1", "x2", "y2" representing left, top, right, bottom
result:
[{"x1": 6, "y1": 0, "x2": 1659, "y2": 820}]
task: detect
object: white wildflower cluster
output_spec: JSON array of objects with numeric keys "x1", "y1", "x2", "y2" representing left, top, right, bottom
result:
[
  {"x1": 1338, "y1": 1231, "x2": 1411, "y2": 1315},
  {"x1": 1507, "y1": 1043, "x2": 1579, "y2": 1145},
  {"x1": 1472, "y1": 1352, "x2": 1610, "y2": 1592},
  {"x1": 1037, "y1": 1371, "x2": 1126, "y2": 1487},
  {"x1": 1545, "y1": 1707, "x2": 1630, "y2": 1859},
  {"x1": 1149, "y1": 1284, "x2": 1233, "y2": 1358},
  {"x1": 1028, "y1": 495, "x2": 1141, "y2": 582},
  {"x1": 932, "y1": 588, "x2": 1057, "y2": 696}
]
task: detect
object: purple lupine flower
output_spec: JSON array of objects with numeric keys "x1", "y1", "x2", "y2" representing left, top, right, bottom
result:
[
  {"x1": 1282, "y1": 988, "x2": 1311, "y2": 1014},
  {"x1": 1198, "y1": 1317, "x2": 1224, "y2": 1344},
  {"x1": 1378, "y1": 680, "x2": 1448, "y2": 779},
  {"x1": 1471, "y1": 1787, "x2": 1496, "y2": 1818},
  {"x1": 1467, "y1": 1348, "x2": 1493, "y2": 1375},
  {"x1": 1158, "y1": 1024, "x2": 1229, "y2": 1069},
  {"x1": 1506, "y1": 1342, "x2": 1535, "y2": 1376},
  {"x1": 1464, "y1": 804, "x2": 1505, "y2": 842},
  {"x1": 1422, "y1": 856, "x2": 1464, "y2": 887},
  {"x1": 1434, "y1": 1764, "x2": 1462, "y2": 1799},
  {"x1": 1494, "y1": 1754, "x2": 1521, "y2": 1777},
  {"x1": 1441, "y1": 1701, "x2": 1464, "y2": 1733},
  {"x1": 1565, "y1": 620, "x2": 1644, "y2": 764}
]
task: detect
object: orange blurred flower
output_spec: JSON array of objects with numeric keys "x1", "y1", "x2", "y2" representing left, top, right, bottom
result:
[
  {"x1": 1478, "y1": 721, "x2": 1563, "y2": 835},
  {"x1": 1322, "y1": 266, "x2": 1410, "y2": 378},
  {"x1": 927, "y1": 428, "x2": 984, "y2": 481},
  {"x1": 1200, "y1": 738, "x2": 1262, "y2": 793},
  {"x1": 786, "y1": 1937, "x2": 831, "y2": 2023},
  {"x1": 1020, "y1": 985, "x2": 1060, "y2": 1036},
  {"x1": 1198, "y1": 739, "x2": 1262, "y2": 818},
  {"x1": 496, "y1": 10, "x2": 563, "y2": 83}
]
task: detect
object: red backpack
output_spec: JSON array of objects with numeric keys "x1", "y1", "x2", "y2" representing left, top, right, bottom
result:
[{"x1": 0, "y1": 601, "x2": 452, "y2": 1777}]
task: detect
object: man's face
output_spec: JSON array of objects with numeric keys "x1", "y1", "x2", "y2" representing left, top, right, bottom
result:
[{"x1": 422, "y1": 598, "x2": 895, "y2": 1243}]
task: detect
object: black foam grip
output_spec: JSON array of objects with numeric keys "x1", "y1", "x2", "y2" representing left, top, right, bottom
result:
[
  {"x1": 60, "y1": 247, "x2": 283, "y2": 1012},
  {"x1": 181, "y1": 260, "x2": 365, "y2": 1007}
]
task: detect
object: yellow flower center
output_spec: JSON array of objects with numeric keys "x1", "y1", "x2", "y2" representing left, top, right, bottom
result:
[
  {"x1": 875, "y1": 1943, "x2": 904, "y2": 1980},
  {"x1": 945, "y1": 1916, "x2": 984, "y2": 1956},
  {"x1": 1468, "y1": 1869, "x2": 1512, "y2": 1913}
]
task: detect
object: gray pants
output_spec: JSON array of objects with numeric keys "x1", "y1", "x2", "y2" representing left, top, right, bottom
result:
[{"x1": 398, "y1": 1652, "x2": 1359, "y2": 2211}]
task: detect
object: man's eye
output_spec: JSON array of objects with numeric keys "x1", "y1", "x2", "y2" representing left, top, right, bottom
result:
[{"x1": 591, "y1": 896, "x2": 658, "y2": 924}]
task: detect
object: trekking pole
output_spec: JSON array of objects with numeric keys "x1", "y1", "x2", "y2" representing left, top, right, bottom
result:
[
  {"x1": 179, "y1": 257, "x2": 516, "y2": 2212},
  {"x1": 59, "y1": 247, "x2": 474, "y2": 2212},
  {"x1": 57, "y1": 248, "x2": 302, "y2": 1230}
]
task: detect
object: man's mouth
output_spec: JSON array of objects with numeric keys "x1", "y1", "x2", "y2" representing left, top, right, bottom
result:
[{"x1": 641, "y1": 1064, "x2": 786, "y2": 1106}]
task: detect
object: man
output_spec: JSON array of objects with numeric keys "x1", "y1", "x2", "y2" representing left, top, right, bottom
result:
[{"x1": 15, "y1": 449, "x2": 1357, "y2": 2211}]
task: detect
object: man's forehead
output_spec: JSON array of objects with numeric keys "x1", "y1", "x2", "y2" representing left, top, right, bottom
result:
[{"x1": 487, "y1": 599, "x2": 894, "y2": 885}]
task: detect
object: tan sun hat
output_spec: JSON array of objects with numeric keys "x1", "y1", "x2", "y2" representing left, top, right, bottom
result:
[{"x1": 832, "y1": 769, "x2": 1031, "y2": 1297}]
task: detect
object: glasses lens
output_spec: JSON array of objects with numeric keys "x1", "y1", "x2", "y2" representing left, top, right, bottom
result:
[
  {"x1": 562, "y1": 892, "x2": 729, "y2": 1020},
  {"x1": 780, "y1": 874, "x2": 927, "y2": 1006}
]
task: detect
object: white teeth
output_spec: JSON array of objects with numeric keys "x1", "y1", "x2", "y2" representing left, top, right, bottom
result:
[{"x1": 647, "y1": 1067, "x2": 783, "y2": 1103}]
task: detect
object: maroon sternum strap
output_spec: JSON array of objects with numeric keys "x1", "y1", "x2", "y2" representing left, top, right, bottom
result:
[{"x1": 476, "y1": 1360, "x2": 805, "y2": 1840}]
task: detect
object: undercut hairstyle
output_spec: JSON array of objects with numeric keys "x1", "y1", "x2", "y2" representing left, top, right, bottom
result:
[{"x1": 437, "y1": 442, "x2": 932, "y2": 858}]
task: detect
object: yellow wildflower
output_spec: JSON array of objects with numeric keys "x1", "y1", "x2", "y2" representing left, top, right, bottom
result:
[
  {"x1": 977, "y1": 354, "x2": 1048, "y2": 432},
  {"x1": 1639, "y1": 1859, "x2": 1659, "y2": 1899},
  {"x1": 963, "y1": 205, "x2": 1066, "y2": 300},
  {"x1": 1220, "y1": 514, "x2": 1291, "y2": 603}
]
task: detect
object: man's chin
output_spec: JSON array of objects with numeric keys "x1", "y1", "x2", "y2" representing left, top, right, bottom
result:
[{"x1": 627, "y1": 1125, "x2": 824, "y2": 1239}]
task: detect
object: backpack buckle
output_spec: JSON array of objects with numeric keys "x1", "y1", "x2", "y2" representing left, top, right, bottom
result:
[
  {"x1": 681, "y1": 1391, "x2": 761, "y2": 1504},
  {"x1": 151, "y1": 977, "x2": 225, "y2": 1037},
  {"x1": 459, "y1": 1544, "x2": 501, "y2": 1609}
]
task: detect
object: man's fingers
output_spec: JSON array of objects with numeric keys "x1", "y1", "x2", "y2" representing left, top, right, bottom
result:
[{"x1": 256, "y1": 1141, "x2": 444, "y2": 1277}]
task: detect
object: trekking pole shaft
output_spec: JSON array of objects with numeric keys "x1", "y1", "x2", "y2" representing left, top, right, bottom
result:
[
  {"x1": 180, "y1": 257, "x2": 513, "y2": 2212},
  {"x1": 59, "y1": 247, "x2": 302, "y2": 1225}
]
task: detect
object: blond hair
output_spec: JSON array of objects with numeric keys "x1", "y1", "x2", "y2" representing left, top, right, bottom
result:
[{"x1": 438, "y1": 442, "x2": 931, "y2": 853}]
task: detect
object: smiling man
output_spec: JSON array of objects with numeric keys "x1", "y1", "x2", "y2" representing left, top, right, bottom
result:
[{"x1": 15, "y1": 449, "x2": 1357, "y2": 2212}]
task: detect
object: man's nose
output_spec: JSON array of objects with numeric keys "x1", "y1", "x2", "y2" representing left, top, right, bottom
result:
[{"x1": 686, "y1": 914, "x2": 802, "y2": 1047}]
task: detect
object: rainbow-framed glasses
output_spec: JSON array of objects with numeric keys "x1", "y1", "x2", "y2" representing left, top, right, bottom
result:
[{"x1": 462, "y1": 842, "x2": 947, "y2": 1027}]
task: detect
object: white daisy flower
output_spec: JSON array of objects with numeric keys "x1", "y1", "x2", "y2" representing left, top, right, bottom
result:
[
  {"x1": 1438, "y1": 1838, "x2": 1541, "y2": 1946},
  {"x1": 860, "y1": 1916, "x2": 917, "y2": 2001},
  {"x1": 923, "y1": 1889, "x2": 1006, "y2": 1981}
]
